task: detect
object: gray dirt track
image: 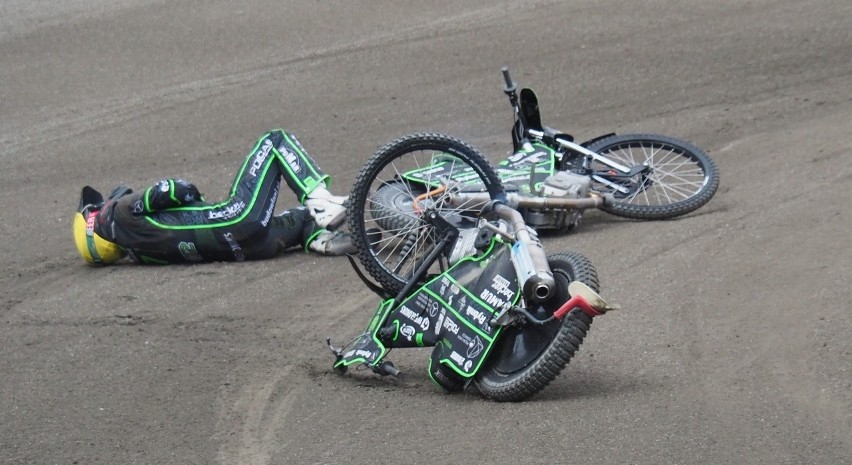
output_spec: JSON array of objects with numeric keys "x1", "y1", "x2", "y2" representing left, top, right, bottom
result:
[{"x1": 1, "y1": 1, "x2": 850, "y2": 464}]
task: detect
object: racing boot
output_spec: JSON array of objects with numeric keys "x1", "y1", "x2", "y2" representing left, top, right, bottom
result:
[
  {"x1": 308, "y1": 229, "x2": 356, "y2": 256},
  {"x1": 305, "y1": 186, "x2": 348, "y2": 230}
]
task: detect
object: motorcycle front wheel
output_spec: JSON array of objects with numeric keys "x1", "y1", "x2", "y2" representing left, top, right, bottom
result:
[
  {"x1": 473, "y1": 251, "x2": 599, "y2": 402},
  {"x1": 348, "y1": 132, "x2": 503, "y2": 294},
  {"x1": 586, "y1": 134, "x2": 719, "y2": 220}
]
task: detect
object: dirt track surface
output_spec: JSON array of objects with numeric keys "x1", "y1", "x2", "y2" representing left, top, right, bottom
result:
[{"x1": 2, "y1": 1, "x2": 850, "y2": 464}]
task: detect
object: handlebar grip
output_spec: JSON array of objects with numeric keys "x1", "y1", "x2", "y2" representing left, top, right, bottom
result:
[{"x1": 501, "y1": 66, "x2": 516, "y2": 92}]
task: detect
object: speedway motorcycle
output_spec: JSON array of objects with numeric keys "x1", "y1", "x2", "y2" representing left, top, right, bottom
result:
[
  {"x1": 370, "y1": 67, "x2": 719, "y2": 233},
  {"x1": 329, "y1": 133, "x2": 618, "y2": 402}
]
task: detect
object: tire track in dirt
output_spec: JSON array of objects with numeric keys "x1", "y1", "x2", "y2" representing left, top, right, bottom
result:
[{"x1": 215, "y1": 365, "x2": 303, "y2": 465}]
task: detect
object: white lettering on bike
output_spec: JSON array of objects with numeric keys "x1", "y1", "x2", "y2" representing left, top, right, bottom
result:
[
  {"x1": 249, "y1": 140, "x2": 274, "y2": 177},
  {"x1": 450, "y1": 351, "x2": 466, "y2": 365},
  {"x1": 435, "y1": 309, "x2": 445, "y2": 336},
  {"x1": 343, "y1": 349, "x2": 373, "y2": 359},
  {"x1": 400, "y1": 306, "x2": 419, "y2": 320},
  {"x1": 491, "y1": 275, "x2": 515, "y2": 300},
  {"x1": 480, "y1": 289, "x2": 508, "y2": 309},
  {"x1": 443, "y1": 316, "x2": 459, "y2": 335},
  {"x1": 400, "y1": 306, "x2": 429, "y2": 331},
  {"x1": 465, "y1": 306, "x2": 487, "y2": 326}
]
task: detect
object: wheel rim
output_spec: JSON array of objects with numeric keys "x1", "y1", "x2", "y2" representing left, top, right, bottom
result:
[
  {"x1": 593, "y1": 141, "x2": 709, "y2": 206},
  {"x1": 360, "y1": 149, "x2": 489, "y2": 286}
]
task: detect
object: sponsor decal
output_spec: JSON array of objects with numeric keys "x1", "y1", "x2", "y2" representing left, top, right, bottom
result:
[
  {"x1": 132, "y1": 200, "x2": 144, "y2": 214},
  {"x1": 428, "y1": 301, "x2": 440, "y2": 318},
  {"x1": 178, "y1": 241, "x2": 203, "y2": 262},
  {"x1": 282, "y1": 148, "x2": 302, "y2": 175},
  {"x1": 157, "y1": 180, "x2": 170, "y2": 192},
  {"x1": 480, "y1": 288, "x2": 507, "y2": 309},
  {"x1": 400, "y1": 306, "x2": 429, "y2": 331},
  {"x1": 260, "y1": 186, "x2": 279, "y2": 227},
  {"x1": 355, "y1": 349, "x2": 373, "y2": 358},
  {"x1": 480, "y1": 275, "x2": 516, "y2": 309},
  {"x1": 508, "y1": 148, "x2": 548, "y2": 165},
  {"x1": 439, "y1": 284, "x2": 447, "y2": 296},
  {"x1": 491, "y1": 275, "x2": 515, "y2": 300},
  {"x1": 464, "y1": 360, "x2": 473, "y2": 372},
  {"x1": 465, "y1": 305, "x2": 487, "y2": 326},
  {"x1": 249, "y1": 139, "x2": 274, "y2": 177},
  {"x1": 434, "y1": 309, "x2": 445, "y2": 336},
  {"x1": 442, "y1": 316, "x2": 460, "y2": 335},
  {"x1": 400, "y1": 324, "x2": 416, "y2": 341},
  {"x1": 344, "y1": 349, "x2": 375, "y2": 360},
  {"x1": 450, "y1": 351, "x2": 466, "y2": 366},
  {"x1": 222, "y1": 232, "x2": 245, "y2": 261},
  {"x1": 208, "y1": 201, "x2": 245, "y2": 220},
  {"x1": 466, "y1": 335, "x2": 485, "y2": 359},
  {"x1": 400, "y1": 306, "x2": 419, "y2": 320},
  {"x1": 446, "y1": 283, "x2": 460, "y2": 307}
]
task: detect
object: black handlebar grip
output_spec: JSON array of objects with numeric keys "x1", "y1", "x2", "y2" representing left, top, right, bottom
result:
[{"x1": 501, "y1": 66, "x2": 515, "y2": 91}]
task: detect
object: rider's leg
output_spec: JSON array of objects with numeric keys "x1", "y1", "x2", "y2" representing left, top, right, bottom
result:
[
  {"x1": 268, "y1": 207, "x2": 355, "y2": 256},
  {"x1": 266, "y1": 130, "x2": 347, "y2": 229}
]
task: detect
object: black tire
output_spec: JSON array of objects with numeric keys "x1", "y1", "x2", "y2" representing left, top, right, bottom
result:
[
  {"x1": 585, "y1": 134, "x2": 719, "y2": 220},
  {"x1": 474, "y1": 251, "x2": 599, "y2": 402},
  {"x1": 348, "y1": 133, "x2": 503, "y2": 294}
]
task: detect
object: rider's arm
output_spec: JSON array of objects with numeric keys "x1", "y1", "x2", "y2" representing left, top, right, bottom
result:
[{"x1": 141, "y1": 179, "x2": 203, "y2": 212}]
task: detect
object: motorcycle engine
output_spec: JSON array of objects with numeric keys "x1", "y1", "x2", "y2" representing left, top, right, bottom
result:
[{"x1": 525, "y1": 171, "x2": 592, "y2": 231}]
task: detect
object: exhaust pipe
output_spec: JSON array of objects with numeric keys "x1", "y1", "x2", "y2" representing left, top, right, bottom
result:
[{"x1": 494, "y1": 204, "x2": 555, "y2": 302}]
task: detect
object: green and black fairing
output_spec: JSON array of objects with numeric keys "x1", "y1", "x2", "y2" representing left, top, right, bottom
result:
[
  {"x1": 333, "y1": 236, "x2": 522, "y2": 379},
  {"x1": 402, "y1": 143, "x2": 557, "y2": 195}
]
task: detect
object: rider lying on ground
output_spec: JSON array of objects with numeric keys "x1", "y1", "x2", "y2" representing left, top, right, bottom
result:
[{"x1": 72, "y1": 129, "x2": 354, "y2": 265}]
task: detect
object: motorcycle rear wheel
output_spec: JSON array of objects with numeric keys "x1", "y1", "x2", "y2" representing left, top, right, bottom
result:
[
  {"x1": 473, "y1": 251, "x2": 599, "y2": 402},
  {"x1": 348, "y1": 132, "x2": 503, "y2": 294},
  {"x1": 586, "y1": 134, "x2": 719, "y2": 220}
]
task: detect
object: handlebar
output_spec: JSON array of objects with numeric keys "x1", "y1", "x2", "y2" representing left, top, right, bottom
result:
[{"x1": 501, "y1": 66, "x2": 516, "y2": 94}]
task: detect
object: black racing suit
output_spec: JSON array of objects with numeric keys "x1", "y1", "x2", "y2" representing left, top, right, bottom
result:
[{"x1": 92, "y1": 130, "x2": 331, "y2": 264}]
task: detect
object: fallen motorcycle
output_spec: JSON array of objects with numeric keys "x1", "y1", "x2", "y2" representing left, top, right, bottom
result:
[
  {"x1": 329, "y1": 133, "x2": 619, "y2": 401},
  {"x1": 370, "y1": 67, "x2": 719, "y2": 232}
]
